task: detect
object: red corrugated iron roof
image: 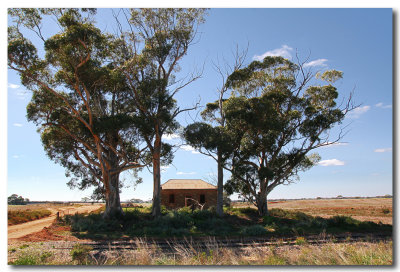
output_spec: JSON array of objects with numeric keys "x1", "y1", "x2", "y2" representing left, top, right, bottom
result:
[{"x1": 161, "y1": 179, "x2": 217, "y2": 189}]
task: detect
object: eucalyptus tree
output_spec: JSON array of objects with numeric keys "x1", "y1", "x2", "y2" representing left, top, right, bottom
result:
[
  {"x1": 8, "y1": 8, "x2": 148, "y2": 219},
  {"x1": 184, "y1": 48, "x2": 247, "y2": 216},
  {"x1": 111, "y1": 9, "x2": 207, "y2": 217},
  {"x1": 223, "y1": 56, "x2": 355, "y2": 216}
]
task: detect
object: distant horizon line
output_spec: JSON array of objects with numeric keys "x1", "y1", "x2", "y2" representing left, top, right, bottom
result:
[{"x1": 15, "y1": 195, "x2": 392, "y2": 203}]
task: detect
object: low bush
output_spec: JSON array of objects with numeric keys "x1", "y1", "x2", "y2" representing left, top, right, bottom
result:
[
  {"x1": 70, "y1": 244, "x2": 93, "y2": 264},
  {"x1": 196, "y1": 217, "x2": 232, "y2": 235},
  {"x1": 8, "y1": 209, "x2": 52, "y2": 225},
  {"x1": 11, "y1": 254, "x2": 40, "y2": 265},
  {"x1": 295, "y1": 237, "x2": 307, "y2": 245},
  {"x1": 240, "y1": 225, "x2": 268, "y2": 236},
  {"x1": 60, "y1": 205, "x2": 391, "y2": 239}
]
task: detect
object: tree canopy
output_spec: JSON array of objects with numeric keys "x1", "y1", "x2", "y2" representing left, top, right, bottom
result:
[
  {"x1": 8, "y1": 8, "x2": 207, "y2": 219},
  {"x1": 8, "y1": 8, "x2": 148, "y2": 218},
  {"x1": 221, "y1": 56, "x2": 354, "y2": 216},
  {"x1": 111, "y1": 8, "x2": 207, "y2": 217}
]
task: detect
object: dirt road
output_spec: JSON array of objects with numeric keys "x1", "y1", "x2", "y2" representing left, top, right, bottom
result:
[{"x1": 8, "y1": 204, "x2": 102, "y2": 240}]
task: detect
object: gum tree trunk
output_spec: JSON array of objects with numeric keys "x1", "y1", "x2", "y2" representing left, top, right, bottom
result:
[
  {"x1": 256, "y1": 180, "x2": 268, "y2": 216},
  {"x1": 151, "y1": 135, "x2": 162, "y2": 218},
  {"x1": 216, "y1": 150, "x2": 224, "y2": 216},
  {"x1": 255, "y1": 193, "x2": 268, "y2": 216},
  {"x1": 102, "y1": 136, "x2": 123, "y2": 219},
  {"x1": 103, "y1": 172, "x2": 123, "y2": 219}
]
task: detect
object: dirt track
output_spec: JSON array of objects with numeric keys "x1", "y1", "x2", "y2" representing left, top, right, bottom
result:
[{"x1": 8, "y1": 204, "x2": 102, "y2": 240}]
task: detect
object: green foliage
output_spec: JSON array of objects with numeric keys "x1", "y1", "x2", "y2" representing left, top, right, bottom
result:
[
  {"x1": 11, "y1": 254, "x2": 40, "y2": 265},
  {"x1": 240, "y1": 225, "x2": 268, "y2": 236},
  {"x1": 316, "y1": 70, "x2": 343, "y2": 83},
  {"x1": 40, "y1": 251, "x2": 53, "y2": 262},
  {"x1": 19, "y1": 244, "x2": 30, "y2": 249},
  {"x1": 8, "y1": 194, "x2": 29, "y2": 205},
  {"x1": 9, "y1": 247, "x2": 52, "y2": 265},
  {"x1": 60, "y1": 205, "x2": 391, "y2": 240},
  {"x1": 8, "y1": 8, "x2": 147, "y2": 216},
  {"x1": 295, "y1": 236, "x2": 307, "y2": 245},
  {"x1": 261, "y1": 208, "x2": 391, "y2": 235},
  {"x1": 70, "y1": 244, "x2": 93, "y2": 264},
  {"x1": 112, "y1": 8, "x2": 208, "y2": 217},
  {"x1": 222, "y1": 56, "x2": 352, "y2": 215}
]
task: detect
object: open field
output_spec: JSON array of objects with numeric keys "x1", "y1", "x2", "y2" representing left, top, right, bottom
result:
[
  {"x1": 8, "y1": 203, "x2": 78, "y2": 226},
  {"x1": 8, "y1": 204, "x2": 103, "y2": 239},
  {"x1": 7, "y1": 198, "x2": 392, "y2": 265},
  {"x1": 234, "y1": 198, "x2": 393, "y2": 225},
  {"x1": 8, "y1": 209, "x2": 52, "y2": 226}
]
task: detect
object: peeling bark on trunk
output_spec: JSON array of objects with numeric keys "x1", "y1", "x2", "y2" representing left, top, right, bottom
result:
[
  {"x1": 256, "y1": 180, "x2": 268, "y2": 216},
  {"x1": 255, "y1": 193, "x2": 268, "y2": 216},
  {"x1": 103, "y1": 172, "x2": 123, "y2": 219},
  {"x1": 151, "y1": 137, "x2": 162, "y2": 218},
  {"x1": 216, "y1": 150, "x2": 224, "y2": 216},
  {"x1": 102, "y1": 135, "x2": 123, "y2": 219}
]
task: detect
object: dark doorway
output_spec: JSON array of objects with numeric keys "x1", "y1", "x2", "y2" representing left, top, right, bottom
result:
[
  {"x1": 185, "y1": 196, "x2": 193, "y2": 207},
  {"x1": 169, "y1": 194, "x2": 175, "y2": 204},
  {"x1": 200, "y1": 194, "x2": 205, "y2": 204}
]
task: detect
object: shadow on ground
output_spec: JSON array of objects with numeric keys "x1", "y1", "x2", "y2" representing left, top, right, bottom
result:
[{"x1": 59, "y1": 207, "x2": 392, "y2": 241}]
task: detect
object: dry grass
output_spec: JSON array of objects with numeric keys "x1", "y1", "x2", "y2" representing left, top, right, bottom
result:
[
  {"x1": 8, "y1": 239, "x2": 392, "y2": 265},
  {"x1": 8, "y1": 203, "x2": 75, "y2": 212},
  {"x1": 233, "y1": 198, "x2": 393, "y2": 224},
  {"x1": 8, "y1": 209, "x2": 52, "y2": 226}
]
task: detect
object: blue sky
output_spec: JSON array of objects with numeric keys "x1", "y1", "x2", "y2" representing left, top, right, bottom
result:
[{"x1": 6, "y1": 8, "x2": 393, "y2": 201}]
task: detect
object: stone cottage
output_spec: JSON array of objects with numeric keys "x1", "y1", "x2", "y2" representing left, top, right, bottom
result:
[{"x1": 161, "y1": 179, "x2": 217, "y2": 209}]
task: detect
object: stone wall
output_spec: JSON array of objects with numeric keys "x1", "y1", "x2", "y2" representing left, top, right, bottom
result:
[{"x1": 161, "y1": 189, "x2": 217, "y2": 209}]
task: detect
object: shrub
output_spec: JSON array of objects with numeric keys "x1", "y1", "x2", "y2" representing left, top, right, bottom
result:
[
  {"x1": 207, "y1": 206, "x2": 217, "y2": 213},
  {"x1": 196, "y1": 217, "x2": 231, "y2": 235},
  {"x1": 70, "y1": 244, "x2": 93, "y2": 264},
  {"x1": 177, "y1": 206, "x2": 193, "y2": 214},
  {"x1": 327, "y1": 215, "x2": 359, "y2": 229},
  {"x1": 8, "y1": 209, "x2": 52, "y2": 225},
  {"x1": 11, "y1": 254, "x2": 40, "y2": 265},
  {"x1": 382, "y1": 208, "x2": 390, "y2": 215},
  {"x1": 192, "y1": 209, "x2": 214, "y2": 220},
  {"x1": 240, "y1": 225, "x2": 267, "y2": 236},
  {"x1": 67, "y1": 213, "x2": 123, "y2": 233},
  {"x1": 295, "y1": 237, "x2": 307, "y2": 245},
  {"x1": 40, "y1": 252, "x2": 53, "y2": 262}
]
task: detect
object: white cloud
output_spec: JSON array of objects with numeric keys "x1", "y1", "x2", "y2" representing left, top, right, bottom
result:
[
  {"x1": 303, "y1": 58, "x2": 328, "y2": 68},
  {"x1": 160, "y1": 165, "x2": 170, "y2": 172},
  {"x1": 12, "y1": 155, "x2": 21, "y2": 159},
  {"x1": 16, "y1": 90, "x2": 29, "y2": 100},
  {"x1": 164, "y1": 133, "x2": 180, "y2": 141},
  {"x1": 319, "y1": 142, "x2": 349, "y2": 148},
  {"x1": 180, "y1": 145, "x2": 200, "y2": 154},
  {"x1": 346, "y1": 105, "x2": 370, "y2": 119},
  {"x1": 253, "y1": 45, "x2": 293, "y2": 61},
  {"x1": 13, "y1": 123, "x2": 23, "y2": 127},
  {"x1": 8, "y1": 83, "x2": 20, "y2": 89},
  {"x1": 374, "y1": 148, "x2": 392, "y2": 153},
  {"x1": 375, "y1": 102, "x2": 392, "y2": 109},
  {"x1": 318, "y1": 159, "x2": 345, "y2": 166},
  {"x1": 177, "y1": 171, "x2": 197, "y2": 175}
]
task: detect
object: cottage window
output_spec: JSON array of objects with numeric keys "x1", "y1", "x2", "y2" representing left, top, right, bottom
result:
[
  {"x1": 200, "y1": 194, "x2": 205, "y2": 204},
  {"x1": 169, "y1": 194, "x2": 175, "y2": 204}
]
